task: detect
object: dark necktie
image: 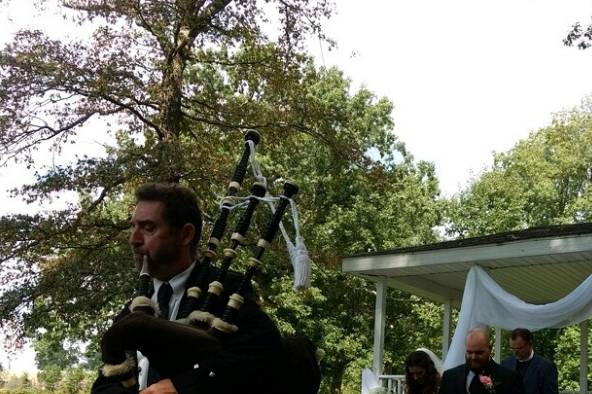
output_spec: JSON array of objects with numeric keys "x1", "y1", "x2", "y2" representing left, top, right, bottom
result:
[
  {"x1": 469, "y1": 373, "x2": 480, "y2": 394},
  {"x1": 157, "y1": 282, "x2": 173, "y2": 320},
  {"x1": 148, "y1": 282, "x2": 173, "y2": 385}
]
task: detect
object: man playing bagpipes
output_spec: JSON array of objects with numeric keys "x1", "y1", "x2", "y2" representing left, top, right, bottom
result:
[
  {"x1": 92, "y1": 133, "x2": 321, "y2": 394},
  {"x1": 92, "y1": 182, "x2": 288, "y2": 393}
]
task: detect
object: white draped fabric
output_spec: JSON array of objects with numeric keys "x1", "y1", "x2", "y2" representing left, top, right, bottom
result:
[
  {"x1": 443, "y1": 266, "x2": 592, "y2": 370},
  {"x1": 361, "y1": 368, "x2": 381, "y2": 394}
]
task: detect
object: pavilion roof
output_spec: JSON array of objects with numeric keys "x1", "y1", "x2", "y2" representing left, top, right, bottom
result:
[{"x1": 342, "y1": 223, "x2": 592, "y2": 305}]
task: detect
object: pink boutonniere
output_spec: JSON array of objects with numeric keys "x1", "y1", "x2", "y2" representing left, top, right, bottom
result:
[{"x1": 479, "y1": 375, "x2": 495, "y2": 393}]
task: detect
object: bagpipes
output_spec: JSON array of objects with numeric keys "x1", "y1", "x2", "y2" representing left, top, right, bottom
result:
[{"x1": 98, "y1": 131, "x2": 316, "y2": 389}]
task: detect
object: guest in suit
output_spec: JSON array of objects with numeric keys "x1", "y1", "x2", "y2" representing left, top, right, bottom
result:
[
  {"x1": 439, "y1": 327, "x2": 525, "y2": 394},
  {"x1": 501, "y1": 328, "x2": 558, "y2": 394}
]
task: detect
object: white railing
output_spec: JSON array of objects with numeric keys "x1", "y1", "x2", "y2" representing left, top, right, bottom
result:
[
  {"x1": 373, "y1": 377, "x2": 587, "y2": 394},
  {"x1": 378, "y1": 374, "x2": 405, "y2": 394}
]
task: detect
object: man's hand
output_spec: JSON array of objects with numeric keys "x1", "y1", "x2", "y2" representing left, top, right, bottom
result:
[{"x1": 140, "y1": 379, "x2": 178, "y2": 394}]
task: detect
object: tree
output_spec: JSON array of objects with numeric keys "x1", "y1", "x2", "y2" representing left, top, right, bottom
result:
[
  {"x1": 564, "y1": 21, "x2": 592, "y2": 50},
  {"x1": 554, "y1": 325, "x2": 592, "y2": 392},
  {"x1": 0, "y1": 361, "x2": 5, "y2": 388},
  {"x1": 0, "y1": 0, "x2": 334, "y2": 346},
  {"x1": 32, "y1": 320, "x2": 91, "y2": 370},
  {"x1": 0, "y1": 2, "x2": 445, "y2": 392},
  {"x1": 57, "y1": 367, "x2": 93, "y2": 394},
  {"x1": 447, "y1": 98, "x2": 592, "y2": 238},
  {"x1": 37, "y1": 364, "x2": 62, "y2": 392}
]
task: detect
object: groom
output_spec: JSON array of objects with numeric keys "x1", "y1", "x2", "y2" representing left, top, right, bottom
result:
[{"x1": 439, "y1": 327, "x2": 525, "y2": 394}]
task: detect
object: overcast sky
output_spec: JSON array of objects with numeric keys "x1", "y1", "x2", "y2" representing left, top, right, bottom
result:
[
  {"x1": 312, "y1": 0, "x2": 592, "y2": 195},
  {"x1": 2, "y1": 0, "x2": 592, "y2": 373}
]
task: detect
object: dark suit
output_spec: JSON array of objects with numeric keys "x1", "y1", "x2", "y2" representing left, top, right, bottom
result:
[
  {"x1": 92, "y1": 262, "x2": 287, "y2": 394},
  {"x1": 439, "y1": 360, "x2": 525, "y2": 394},
  {"x1": 501, "y1": 354, "x2": 558, "y2": 394}
]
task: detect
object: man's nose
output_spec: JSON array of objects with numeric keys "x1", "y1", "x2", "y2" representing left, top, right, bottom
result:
[{"x1": 129, "y1": 227, "x2": 142, "y2": 245}]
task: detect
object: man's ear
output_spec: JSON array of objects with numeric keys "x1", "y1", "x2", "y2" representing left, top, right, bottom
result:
[{"x1": 180, "y1": 223, "x2": 196, "y2": 246}]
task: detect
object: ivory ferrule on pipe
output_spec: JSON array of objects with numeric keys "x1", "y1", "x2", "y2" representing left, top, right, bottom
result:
[
  {"x1": 247, "y1": 257, "x2": 262, "y2": 269},
  {"x1": 203, "y1": 249, "x2": 217, "y2": 259},
  {"x1": 129, "y1": 296, "x2": 156, "y2": 314},
  {"x1": 257, "y1": 239, "x2": 270, "y2": 248},
  {"x1": 223, "y1": 248, "x2": 238, "y2": 259},
  {"x1": 186, "y1": 286, "x2": 202, "y2": 299},
  {"x1": 211, "y1": 317, "x2": 239, "y2": 334},
  {"x1": 228, "y1": 181, "x2": 241, "y2": 192},
  {"x1": 231, "y1": 233, "x2": 245, "y2": 243},
  {"x1": 228, "y1": 293, "x2": 244, "y2": 309},
  {"x1": 208, "y1": 281, "x2": 224, "y2": 296}
]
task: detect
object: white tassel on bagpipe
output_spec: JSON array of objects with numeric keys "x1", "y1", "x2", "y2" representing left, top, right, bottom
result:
[
  {"x1": 285, "y1": 201, "x2": 311, "y2": 290},
  {"x1": 246, "y1": 138, "x2": 312, "y2": 290}
]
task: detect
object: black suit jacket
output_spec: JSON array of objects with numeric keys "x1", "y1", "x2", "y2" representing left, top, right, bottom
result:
[
  {"x1": 501, "y1": 354, "x2": 558, "y2": 394},
  {"x1": 439, "y1": 360, "x2": 525, "y2": 394},
  {"x1": 92, "y1": 262, "x2": 286, "y2": 394}
]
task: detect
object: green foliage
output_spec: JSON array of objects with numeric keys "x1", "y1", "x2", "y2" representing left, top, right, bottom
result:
[
  {"x1": 0, "y1": 390, "x2": 37, "y2": 394},
  {"x1": 447, "y1": 99, "x2": 592, "y2": 238},
  {"x1": 0, "y1": 367, "x2": 95, "y2": 394},
  {"x1": 57, "y1": 368, "x2": 92, "y2": 394},
  {"x1": 553, "y1": 325, "x2": 592, "y2": 393},
  {"x1": 37, "y1": 365, "x2": 61, "y2": 392},
  {"x1": 16, "y1": 375, "x2": 29, "y2": 390},
  {"x1": 1, "y1": 373, "x2": 32, "y2": 394}
]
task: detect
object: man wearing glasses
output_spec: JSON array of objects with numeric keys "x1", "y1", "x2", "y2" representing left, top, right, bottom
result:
[{"x1": 501, "y1": 328, "x2": 558, "y2": 394}]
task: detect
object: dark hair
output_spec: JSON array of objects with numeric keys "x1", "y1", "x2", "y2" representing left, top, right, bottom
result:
[
  {"x1": 135, "y1": 183, "x2": 202, "y2": 254},
  {"x1": 405, "y1": 350, "x2": 440, "y2": 394},
  {"x1": 511, "y1": 328, "x2": 533, "y2": 344}
]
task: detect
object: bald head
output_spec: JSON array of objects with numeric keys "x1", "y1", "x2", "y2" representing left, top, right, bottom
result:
[
  {"x1": 467, "y1": 327, "x2": 491, "y2": 345},
  {"x1": 465, "y1": 327, "x2": 492, "y2": 372}
]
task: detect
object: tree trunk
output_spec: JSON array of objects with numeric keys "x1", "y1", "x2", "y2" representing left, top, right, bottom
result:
[{"x1": 330, "y1": 363, "x2": 346, "y2": 394}]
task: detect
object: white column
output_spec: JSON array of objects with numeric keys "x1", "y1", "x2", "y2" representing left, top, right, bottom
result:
[
  {"x1": 442, "y1": 300, "x2": 452, "y2": 360},
  {"x1": 580, "y1": 320, "x2": 589, "y2": 394},
  {"x1": 372, "y1": 279, "x2": 387, "y2": 375},
  {"x1": 494, "y1": 327, "x2": 502, "y2": 363}
]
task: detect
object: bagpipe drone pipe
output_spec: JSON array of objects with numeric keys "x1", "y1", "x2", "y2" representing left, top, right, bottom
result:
[{"x1": 97, "y1": 131, "x2": 320, "y2": 392}]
